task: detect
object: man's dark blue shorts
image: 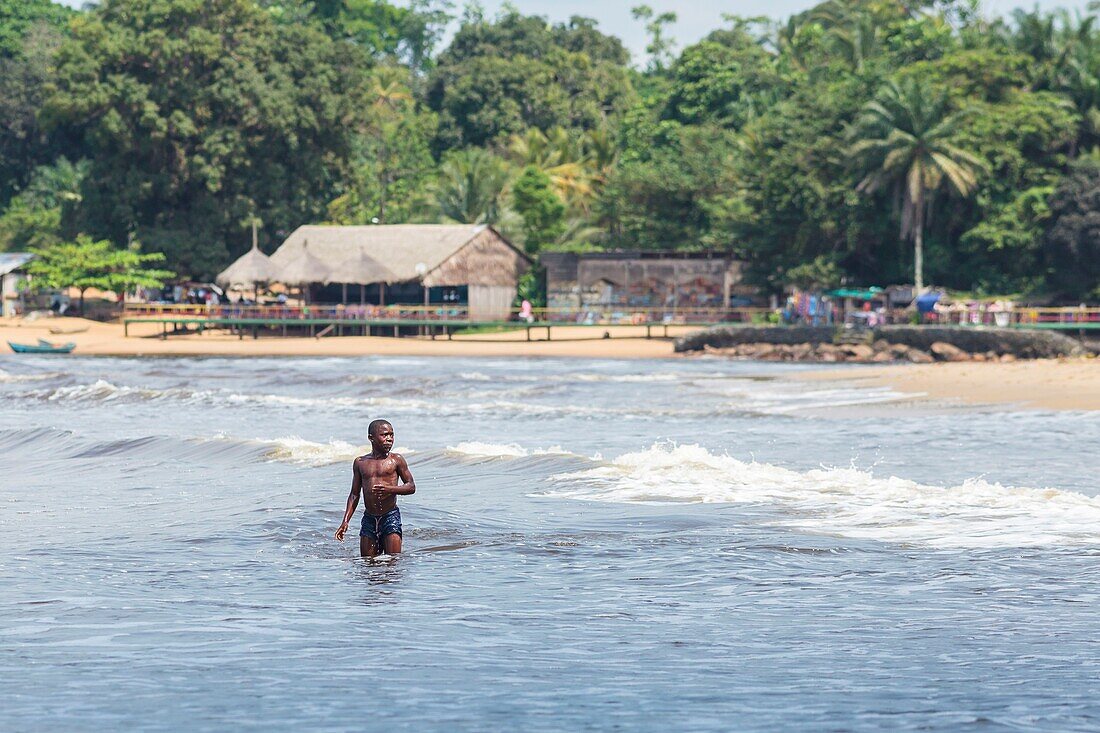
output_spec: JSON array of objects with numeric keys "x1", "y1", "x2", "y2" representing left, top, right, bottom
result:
[{"x1": 360, "y1": 507, "x2": 402, "y2": 543}]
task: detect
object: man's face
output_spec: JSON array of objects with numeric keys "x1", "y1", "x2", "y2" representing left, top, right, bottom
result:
[{"x1": 371, "y1": 424, "x2": 394, "y2": 454}]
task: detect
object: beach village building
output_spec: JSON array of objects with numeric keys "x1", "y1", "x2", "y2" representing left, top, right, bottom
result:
[
  {"x1": 542, "y1": 251, "x2": 754, "y2": 312},
  {"x1": 0, "y1": 253, "x2": 35, "y2": 318},
  {"x1": 230, "y1": 224, "x2": 531, "y2": 321}
]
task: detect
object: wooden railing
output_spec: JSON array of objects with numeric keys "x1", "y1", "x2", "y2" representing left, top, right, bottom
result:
[
  {"x1": 121, "y1": 302, "x2": 1100, "y2": 328},
  {"x1": 928, "y1": 307, "x2": 1100, "y2": 327},
  {"x1": 121, "y1": 303, "x2": 774, "y2": 324}
]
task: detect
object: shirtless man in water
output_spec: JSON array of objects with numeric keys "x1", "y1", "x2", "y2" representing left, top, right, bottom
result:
[{"x1": 335, "y1": 419, "x2": 416, "y2": 557}]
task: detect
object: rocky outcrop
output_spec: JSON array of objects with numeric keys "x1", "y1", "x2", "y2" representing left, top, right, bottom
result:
[
  {"x1": 674, "y1": 326, "x2": 835, "y2": 353},
  {"x1": 871, "y1": 326, "x2": 1086, "y2": 359},
  {"x1": 676, "y1": 325, "x2": 1088, "y2": 362}
]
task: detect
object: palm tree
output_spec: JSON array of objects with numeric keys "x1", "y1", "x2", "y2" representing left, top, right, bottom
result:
[
  {"x1": 507, "y1": 127, "x2": 596, "y2": 209},
  {"x1": 849, "y1": 79, "x2": 986, "y2": 292},
  {"x1": 1050, "y1": 13, "x2": 1100, "y2": 155},
  {"x1": 433, "y1": 148, "x2": 512, "y2": 225},
  {"x1": 365, "y1": 67, "x2": 413, "y2": 223},
  {"x1": 809, "y1": 0, "x2": 881, "y2": 71}
]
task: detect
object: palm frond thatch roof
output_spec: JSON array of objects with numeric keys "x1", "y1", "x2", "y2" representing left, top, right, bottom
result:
[
  {"x1": 276, "y1": 242, "x2": 334, "y2": 285},
  {"x1": 215, "y1": 244, "x2": 278, "y2": 287},
  {"x1": 270, "y1": 224, "x2": 524, "y2": 285}
]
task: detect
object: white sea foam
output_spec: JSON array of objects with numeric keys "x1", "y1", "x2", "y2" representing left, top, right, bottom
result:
[
  {"x1": 571, "y1": 372, "x2": 683, "y2": 383},
  {"x1": 256, "y1": 437, "x2": 414, "y2": 466},
  {"x1": 697, "y1": 379, "x2": 913, "y2": 413},
  {"x1": 446, "y1": 441, "x2": 574, "y2": 459},
  {"x1": 259, "y1": 437, "x2": 368, "y2": 466},
  {"x1": 35, "y1": 379, "x2": 171, "y2": 402},
  {"x1": 542, "y1": 442, "x2": 1100, "y2": 548},
  {"x1": 21, "y1": 380, "x2": 714, "y2": 419},
  {"x1": 0, "y1": 369, "x2": 62, "y2": 383}
]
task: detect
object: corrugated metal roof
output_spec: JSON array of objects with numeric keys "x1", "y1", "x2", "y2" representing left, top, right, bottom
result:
[
  {"x1": 0, "y1": 252, "x2": 35, "y2": 277},
  {"x1": 269, "y1": 225, "x2": 491, "y2": 285}
]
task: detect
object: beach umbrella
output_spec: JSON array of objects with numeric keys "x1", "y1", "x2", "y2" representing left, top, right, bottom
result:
[
  {"x1": 276, "y1": 242, "x2": 334, "y2": 285},
  {"x1": 275, "y1": 241, "x2": 334, "y2": 304},
  {"x1": 216, "y1": 243, "x2": 278, "y2": 289}
]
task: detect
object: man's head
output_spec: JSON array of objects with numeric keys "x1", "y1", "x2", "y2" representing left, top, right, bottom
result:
[{"x1": 368, "y1": 419, "x2": 394, "y2": 454}]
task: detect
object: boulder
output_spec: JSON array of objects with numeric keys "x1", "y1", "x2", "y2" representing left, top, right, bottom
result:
[
  {"x1": 790, "y1": 343, "x2": 814, "y2": 361},
  {"x1": 930, "y1": 341, "x2": 970, "y2": 362},
  {"x1": 871, "y1": 350, "x2": 896, "y2": 363},
  {"x1": 843, "y1": 344, "x2": 875, "y2": 361},
  {"x1": 905, "y1": 347, "x2": 934, "y2": 363}
]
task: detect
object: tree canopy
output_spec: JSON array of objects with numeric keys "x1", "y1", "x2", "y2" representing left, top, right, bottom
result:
[{"x1": 1, "y1": 0, "x2": 1099, "y2": 300}]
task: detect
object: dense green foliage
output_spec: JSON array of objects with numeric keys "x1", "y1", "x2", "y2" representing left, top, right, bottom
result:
[
  {"x1": 425, "y1": 10, "x2": 634, "y2": 150},
  {"x1": 0, "y1": 1, "x2": 73, "y2": 205},
  {"x1": 26, "y1": 234, "x2": 174, "y2": 311},
  {"x1": 512, "y1": 165, "x2": 565, "y2": 254},
  {"x1": 1040, "y1": 160, "x2": 1100, "y2": 299},
  {"x1": 2, "y1": 0, "x2": 1099, "y2": 299}
]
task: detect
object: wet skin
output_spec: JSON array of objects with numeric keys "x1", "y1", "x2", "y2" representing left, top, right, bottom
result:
[{"x1": 334, "y1": 423, "x2": 416, "y2": 558}]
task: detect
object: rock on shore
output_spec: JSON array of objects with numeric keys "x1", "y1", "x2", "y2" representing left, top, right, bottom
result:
[{"x1": 678, "y1": 325, "x2": 1088, "y2": 363}]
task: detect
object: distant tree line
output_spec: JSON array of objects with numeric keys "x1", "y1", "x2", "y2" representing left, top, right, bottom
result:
[{"x1": 1, "y1": 0, "x2": 1098, "y2": 301}]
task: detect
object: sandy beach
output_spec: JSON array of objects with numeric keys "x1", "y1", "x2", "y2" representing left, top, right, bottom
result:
[
  {"x1": 3, "y1": 316, "x2": 1096, "y2": 410},
  {"x1": 800, "y1": 359, "x2": 1100, "y2": 411},
  {"x1": 0, "y1": 316, "x2": 690, "y2": 359}
]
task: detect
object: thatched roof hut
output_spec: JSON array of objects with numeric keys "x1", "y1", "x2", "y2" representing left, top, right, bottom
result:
[
  {"x1": 270, "y1": 224, "x2": 528, "y2": 287},
  {"x1": 268, "y1": 225, "x2": 531, "y2": 319},
  {"x1": 215, "y1": 244, "x2": 278, "y2": 287},
  {"x1": 277, "y1": 241, "x2": 334, "y2": 285}
]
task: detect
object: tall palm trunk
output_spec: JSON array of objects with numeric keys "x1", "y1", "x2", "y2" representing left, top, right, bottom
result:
[
  {"x1": 912, "y1": 188, "x2": 926, "y2": 293},
  {"x1": 914, "y1": 225, "x2": 924, "y2": 294},
  {"x1": 378, "y1": 132, "x2": 388, "y2": 224}
]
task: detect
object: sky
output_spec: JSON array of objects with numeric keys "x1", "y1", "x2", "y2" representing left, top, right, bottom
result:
[{"x1": 58, "y1": 0, "x2": 1090, "y2": 64}]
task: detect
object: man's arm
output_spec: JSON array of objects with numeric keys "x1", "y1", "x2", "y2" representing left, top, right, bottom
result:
[
  {"x1": 373, "y1": 454, "x2": 416, "y2": 496},
  {"x1": 335, "y1": 459, "x2": 363, "y2": 541}
]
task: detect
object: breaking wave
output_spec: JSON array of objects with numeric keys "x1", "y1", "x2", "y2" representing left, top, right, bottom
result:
[
  {"x1": 13, "y1": 379, "x2": 737, "y2": 418},
  {"x1": 445, "y1": 441, "x2": 575, "y2": 459},
  {"x1": 0, "y1": 368, "x2": 64, "y2": 383},
  {"x1": 540, "y1": 442, "x2": 1100, "y2": 548},
  {"x1": 251, "y1": 436, "x2": 415, "y2": 466}
]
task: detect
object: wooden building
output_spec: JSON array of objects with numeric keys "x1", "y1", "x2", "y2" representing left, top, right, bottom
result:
[
  {"x1": 542, "y1": 251, "x2": 755, "y2": 310},
  {"x1": 0, "y1": 253, "x2": 35, "y2": 318},
  {"x1": 268, "y1": 225, "x2": 531, "y2": 320}
]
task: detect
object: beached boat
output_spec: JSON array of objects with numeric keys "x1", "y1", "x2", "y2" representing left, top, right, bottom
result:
[{"x1": 8, "y1": 339, "x2": 77, "y2": 354}]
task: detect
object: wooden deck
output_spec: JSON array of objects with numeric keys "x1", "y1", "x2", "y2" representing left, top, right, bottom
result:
[{"x1": 122, "y1": 316, "x2": 700, "y2": 341}]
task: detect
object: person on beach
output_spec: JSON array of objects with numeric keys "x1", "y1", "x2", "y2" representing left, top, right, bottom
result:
[{"x1": 335, "y1": 419, "x2": 416, "y2": 558}]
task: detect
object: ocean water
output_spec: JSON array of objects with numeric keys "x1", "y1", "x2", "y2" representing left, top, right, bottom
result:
[{"x1": 2, "y1": 355, "x2": 1099, "y2": 732}]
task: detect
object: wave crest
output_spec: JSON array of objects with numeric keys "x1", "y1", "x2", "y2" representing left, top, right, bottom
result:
[
  {"x1": 445, "y1": 441, "x2": 576, "y2": 459},
  {"x1": 543, "y1": 442, "x2": 1100, "y2": 548}
]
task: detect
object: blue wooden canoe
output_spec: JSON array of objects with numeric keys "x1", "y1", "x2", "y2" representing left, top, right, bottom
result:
[{"x1": 8, "y1": 339, "x2": 76, "y2": 354}]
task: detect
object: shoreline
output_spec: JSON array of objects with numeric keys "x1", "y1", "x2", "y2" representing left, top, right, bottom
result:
[
  {"x1": 3, "y1": 317, "x2": 1096, "y2": 411},
  {"x1": 1, "y1": 317, "x2": 688, "y2": 359},
  {"x1": 798, "y1": 360, "x2": 1099, "y2": 411}
]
